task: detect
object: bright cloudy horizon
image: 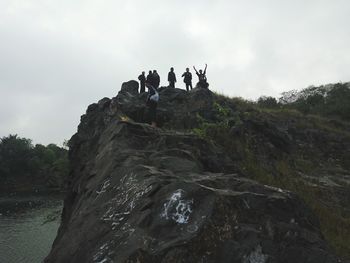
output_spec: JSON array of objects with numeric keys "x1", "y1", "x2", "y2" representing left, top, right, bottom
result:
[{"x1": 1, "y1": 0, "x2": 349, "y2": 145}]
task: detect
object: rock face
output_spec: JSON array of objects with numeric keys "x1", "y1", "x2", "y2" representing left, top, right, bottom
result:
[{"x1": 46, "y1": 83, "x2": 345, "y2": 262}]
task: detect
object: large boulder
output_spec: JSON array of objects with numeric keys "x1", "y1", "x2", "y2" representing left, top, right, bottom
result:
[
  {"x1": 45, "y1": 91, "x2": 344, "y2": 262},
  {"x1": 114, "y1": 81, "x2": 216, "y2": 129},
  {"x1": 121, "y1": 80, "x2": 139, "y2": 94}
]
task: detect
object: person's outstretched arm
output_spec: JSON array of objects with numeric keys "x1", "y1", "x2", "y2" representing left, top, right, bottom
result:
[
  {"x1": 204, "y1": 64, "x2": 207, "y2": 74},
  {"x1": 193, "y1": 66, "x2": 198, "y2": 74}
]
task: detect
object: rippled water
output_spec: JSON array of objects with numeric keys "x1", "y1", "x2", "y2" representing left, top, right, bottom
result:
[{"x1": 0, "y1": 195, "x2": 63, "y2": 263}]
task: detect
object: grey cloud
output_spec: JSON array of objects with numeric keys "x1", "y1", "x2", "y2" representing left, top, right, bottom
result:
[{"x1": 1, "y1": 0, "x2": 350, "y2": 144}]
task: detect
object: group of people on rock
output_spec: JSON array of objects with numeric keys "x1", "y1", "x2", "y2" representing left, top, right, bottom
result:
[
  {"x1": 137, "y1": 64, "x2": 209, "y2": 128},
  {"x1": 137, "y1": 64, "x2": 209, "y2": 93},
  {"x1": 137, "y1": 70, "x2": 160, "y2": 93}
]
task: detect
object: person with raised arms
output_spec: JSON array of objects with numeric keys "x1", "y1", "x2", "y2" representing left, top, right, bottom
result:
[{"x1": 193, "y1": 64, "x2": 209, "y2": 89}]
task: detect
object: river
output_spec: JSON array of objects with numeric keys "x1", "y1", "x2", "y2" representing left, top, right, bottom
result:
[{"x1": 0, "y1": 194, "x2": 63, "y2": 263}]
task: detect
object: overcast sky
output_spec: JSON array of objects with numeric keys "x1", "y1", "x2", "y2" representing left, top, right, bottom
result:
[{"x1": 1, "y1": 0, "x2": 349, "y2": 145}]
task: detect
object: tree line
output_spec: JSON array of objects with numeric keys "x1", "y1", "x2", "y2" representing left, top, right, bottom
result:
[
  {"x1": 257, "y1": 82, "x2": 350, "y2": 121},
  {"x1": 0, "y1": 134, "x2": 68, "y2": 190}
]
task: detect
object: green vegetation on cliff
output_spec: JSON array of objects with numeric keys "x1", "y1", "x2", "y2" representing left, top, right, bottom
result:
[
  {"x1": 0, "y1": 134, "x2": 68, "y2": 192},
  {"x1": 192, "y1": 84, "x2": 350, "y2": 258}
]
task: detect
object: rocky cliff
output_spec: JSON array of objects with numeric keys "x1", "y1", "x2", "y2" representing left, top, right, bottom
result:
[{"x1": 46, "y1": 81, "x2": 349, "y2": 262}]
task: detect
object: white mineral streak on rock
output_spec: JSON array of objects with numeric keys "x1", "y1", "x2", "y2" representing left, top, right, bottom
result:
[
  {"x1": 243, "y1": 245, "x2": 268, "y2": 263},
  {"x1": 93, "y1": 242, "x2": 114, "y2": 263},
  {"x1": 187, "y1": 224, "x2": 199, "y2": 233},
  {"x1": 161, "y1": 189, "x2": 193, "y2": 224},
  {"x1": 96, "y1": 179, "x2": 111, "y2": 196},
  {"x1": 243, "y1": 199, "x2": 250, "y2": 209},
  {"x1": 263, "y1": 185, "x2": 289, "y2": 196},
  {"x1": 101, "y1": 173, "x2": 153, "y2": 230}
]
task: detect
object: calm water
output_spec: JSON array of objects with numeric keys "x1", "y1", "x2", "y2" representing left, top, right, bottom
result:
[{"x1": 0, "y1": 195, "x2": 63, "y2": 263}]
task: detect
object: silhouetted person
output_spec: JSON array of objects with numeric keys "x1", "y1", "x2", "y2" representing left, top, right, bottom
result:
[
  {"x1": 181, "y1": 68, "x2": 193, "y2": 91},
  {"x1": 145, "y1": 82, "x2": 159, "y2": 128},
  {"x1": 168, "y1": 67, "x2": 177, "y2": 88},
  {"x1": 153, "y1": 70, "x2": 160, "y2": 88},
  {"x1": 193, "y1": 64, "x2": 208, "y2": 89},
  {"x1": 138, "y1": 71, "x2": 146, "y2": 93},
  {"x1": 146, "y1": 70, "x2": 154, "y2": 87}
]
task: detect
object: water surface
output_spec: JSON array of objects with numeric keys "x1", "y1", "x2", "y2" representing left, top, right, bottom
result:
[{"x1": 0, "y1": 195, "x2": 63, "y2": 263}]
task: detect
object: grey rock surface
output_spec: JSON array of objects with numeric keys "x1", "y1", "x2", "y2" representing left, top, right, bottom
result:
[{"x1": 46, "y1": 82, "x2": 346, "y2": 263}]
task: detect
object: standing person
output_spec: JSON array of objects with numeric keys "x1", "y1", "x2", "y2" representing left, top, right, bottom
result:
[
  {"x1": 181, "y1": 68, "x2": 193, "y2": 91},
  {"x1": 146, "y1": 70, "x2": 154, "y2": 87},
  {"x1": 167, "y1": 67, "x2": 177, "y2": 88},
  {"x1": 193, "y1": 64, "x2": 208, "y2": 89},
  {"x1": 145, "y1": 82, "x2": 159, "y2": 128},
  {"x1": 138, "y1": 71, "x2": 146, "y2": 93},
  {"x1": 153, "y1": 70, "x2": 160, "y2": 88}
]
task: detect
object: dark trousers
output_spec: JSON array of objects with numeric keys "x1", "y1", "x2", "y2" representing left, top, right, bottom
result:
[
  {"x1": 148, "y1": 100, "x2": 157, "y2": 123},
  {"x1": 169, "y1": 81, "x2": 175, "y2": 88},
  {"x1": 140, "y1": 83, "x2": 145, "y2": 93},
  {"x1": 185, "y1": 82, "x2": 193, "y2": 91},
  {"x1": 199, "y1": 81, "x2": 208, "y2": 89}
]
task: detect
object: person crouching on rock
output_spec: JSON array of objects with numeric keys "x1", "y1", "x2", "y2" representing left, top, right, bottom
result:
[
  {"x1": 146, "y1": 82, "x2": 159, "y2": 128},
  {"x1": 193, "y1": 64, "x2": 209, "y2": 89}
]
